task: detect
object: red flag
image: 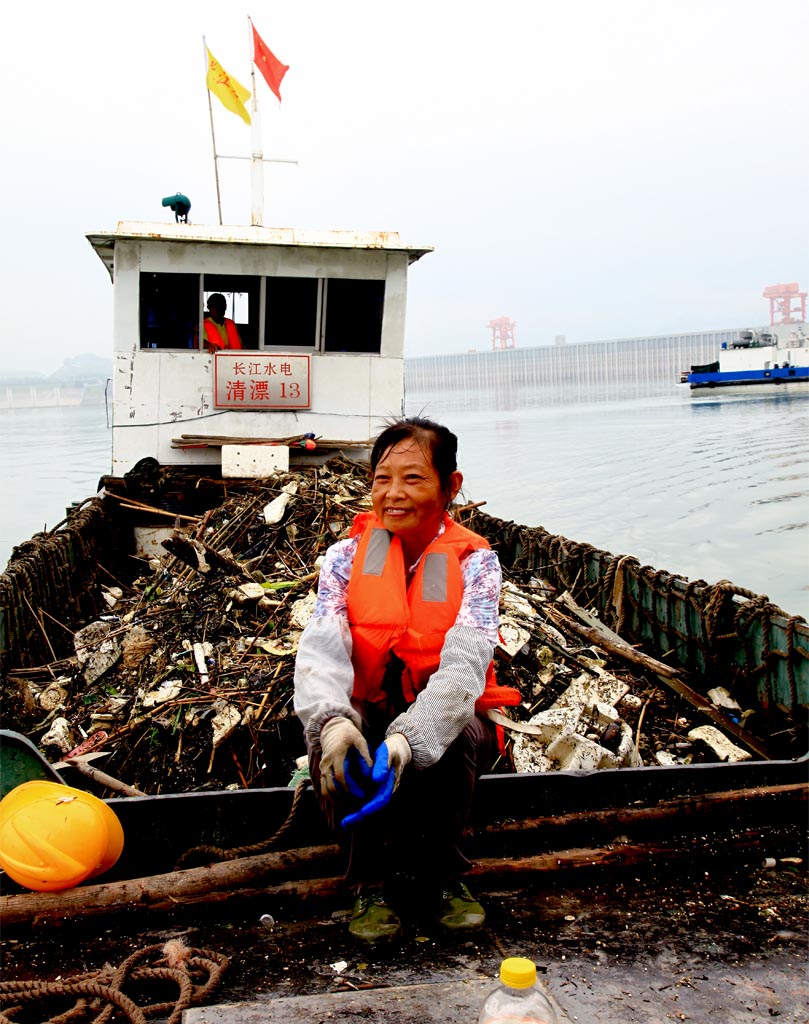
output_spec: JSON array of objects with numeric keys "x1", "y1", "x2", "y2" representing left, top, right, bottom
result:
[{"x1": 252, "y1": 24, "x2": 289, "y2": 102}]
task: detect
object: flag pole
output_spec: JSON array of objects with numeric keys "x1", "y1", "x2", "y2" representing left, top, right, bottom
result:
[
  {"x1": 203, "y1": 35, "x2": 224, "y2": 225},
  {"x1": 248, "y1": 17, "x2": 264, "y2": 226}
]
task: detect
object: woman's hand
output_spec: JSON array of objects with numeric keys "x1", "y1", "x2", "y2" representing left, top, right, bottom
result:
[
  {"x1": 376, "y1": 733, "x2": 411, "y2": 791},
  {"x1": 319, "y1": 717, "x2": 372, "y2": 796},
  {"x1": 340, "y1": 734, "x2": 412, "y2": 829}
]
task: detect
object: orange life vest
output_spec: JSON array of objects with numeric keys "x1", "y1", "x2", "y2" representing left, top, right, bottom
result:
[
  {"x1": 346, "y1": 512, "x2": 521, "y2": 712},
  {"x1": 204, "y1": 318, "x2": 242, "y2": 350}
]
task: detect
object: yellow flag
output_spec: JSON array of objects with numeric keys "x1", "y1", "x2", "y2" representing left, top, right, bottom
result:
[{"x1": 206, "y1": 47, "x2": 251, "y2": 124}]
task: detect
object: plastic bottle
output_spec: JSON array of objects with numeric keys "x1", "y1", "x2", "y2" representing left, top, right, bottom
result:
[{"x1": 478, "y1": 958, "x2": 558, "y2": 1024}]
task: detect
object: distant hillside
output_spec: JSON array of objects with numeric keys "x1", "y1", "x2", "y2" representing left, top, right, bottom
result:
[
  {"x1": 50, "y1": 354, "x2": 112, "y2": 384},
  {"x1": 0, "y1": 354, "x2": 112, "y2": 386}
]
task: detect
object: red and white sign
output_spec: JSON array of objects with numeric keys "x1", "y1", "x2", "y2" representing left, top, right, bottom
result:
[{"x1": 214, "y1": 353, "x2": 310, "y2": 409}]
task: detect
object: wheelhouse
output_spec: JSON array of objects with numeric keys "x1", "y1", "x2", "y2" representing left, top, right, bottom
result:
[{"x1": 87, "y1": 223, "x2": 432, "y2": 474}]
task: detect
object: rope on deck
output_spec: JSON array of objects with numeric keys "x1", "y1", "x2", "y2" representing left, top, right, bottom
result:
[
  {"x1": 174, "y1": 777, "x2": 310, "y2": 868},
  {"x1": 0, "y1": 940, "x2": 228, "y2": 1024}
]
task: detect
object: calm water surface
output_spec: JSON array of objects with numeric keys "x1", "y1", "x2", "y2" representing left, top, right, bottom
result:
[
  {"x1": 2, "y1": 390, "x2": 808, "y2": 618},
  {"x1": 408, "y1": 388, "x2": 809, "y2": 619},
  {"x1": 1, "y1": 405, "x2": 111, "y2": 561}
]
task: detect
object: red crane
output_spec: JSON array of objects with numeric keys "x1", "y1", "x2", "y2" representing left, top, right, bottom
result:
[
  {"x1": 762, "y1": 283, "x2": 806, "y2": 325},
  {"x1": 488, "y1": 316, "x2": 516, "y2": 350}
]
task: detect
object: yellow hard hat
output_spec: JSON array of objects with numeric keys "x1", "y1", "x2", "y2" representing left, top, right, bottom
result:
[{"x1": 0, "y1": 780, "x2": 124, "y2": 891}]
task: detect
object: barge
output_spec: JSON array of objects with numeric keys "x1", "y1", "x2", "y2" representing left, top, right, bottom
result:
[
  {"x1": 0, "y1": 219, "x2": 807, "y2": 918},
  {"x1": 680, "y1": 325, "x2": 809, "y2": 391}
]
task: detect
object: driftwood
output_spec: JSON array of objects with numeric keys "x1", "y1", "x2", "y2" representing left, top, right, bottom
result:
[
  {"x1": 0, "y1": 843, "x2": 341, "y2": 927},
  {"x1": 160, "y1": 535, "x2": 255, "y2": 583},
  {"x1": 2, "y1": 783, "x2": 804, "y2": 927},
  {"x1": 63, "y1": 759, "x2": 147, "y2": 798},
  {"x1": 544, "y1": 602, "x2": 681, "y2": 679},
  {"x1": 104, "y1": 491, "x2": 200, "y2": 524},
  {"x1": 3, "y1": 829, "x2": 794, "y2": 927},
  {"x1": 545, "y1": 599, "x2": 773, "y2": 760},
  {"x1": 170, "y1": 434, "x2": 370, "y2": 450},
  {"x1": 491, "y1": 782, "x2": 807, "y2": 834}
]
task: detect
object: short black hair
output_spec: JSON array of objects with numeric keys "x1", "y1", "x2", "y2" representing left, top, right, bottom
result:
[
  {"x1": 370, "y1": 417, "x2": 459, "y2": 497},
  {"x1": 207, "y1": 293, "x2": 227, "y2": 311}
]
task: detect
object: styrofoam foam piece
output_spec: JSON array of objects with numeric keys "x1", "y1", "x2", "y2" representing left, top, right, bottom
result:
[
  {"x1": 133, "y1": 526, "x2": 175, "y2": 560},
  {"x1": 222, "y1": 445, "x2": 290, "y2": 477}
]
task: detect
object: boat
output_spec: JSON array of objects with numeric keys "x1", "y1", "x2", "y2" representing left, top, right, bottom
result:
[
  {"x1": 0, "y1": 219, "x2": 807, "y2": 923},
  {"x1": 680, "y1": 324, "x2": 809, "y2": 390}
]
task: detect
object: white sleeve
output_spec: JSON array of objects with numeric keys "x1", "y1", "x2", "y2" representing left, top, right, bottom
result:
[{"x1": 293, "y1": 615, "x2": 361, "y2": 749}]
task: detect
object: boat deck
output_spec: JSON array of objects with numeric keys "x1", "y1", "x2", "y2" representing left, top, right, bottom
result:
[
  {"x1": 3, "y1": 843, "x2": 806, "y2": 1023},
  {"x1": 189, "y1": 961, "x2": 807, "y2": 1024}
]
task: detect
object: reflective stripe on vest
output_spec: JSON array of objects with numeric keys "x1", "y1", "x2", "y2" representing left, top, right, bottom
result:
[
  {"x1": 361, "y1": 529, "x2": 391, "y2": 576},
  {"x1": 422, "y1": 552, "x2": 449, "y2": 603}
]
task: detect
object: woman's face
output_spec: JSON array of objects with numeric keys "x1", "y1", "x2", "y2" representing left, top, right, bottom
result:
[{"x1": 371, "y1": 439, "x2": 462, "y2": 554}]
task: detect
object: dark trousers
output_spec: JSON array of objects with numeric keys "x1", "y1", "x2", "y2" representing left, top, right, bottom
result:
[{"x1": 307, "y1": 701, "x2": 497, "y2": 892}]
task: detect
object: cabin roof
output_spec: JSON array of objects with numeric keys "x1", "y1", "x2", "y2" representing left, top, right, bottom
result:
[{"x1": 86, "y1": 221, "x2": 434, "y2": 279}]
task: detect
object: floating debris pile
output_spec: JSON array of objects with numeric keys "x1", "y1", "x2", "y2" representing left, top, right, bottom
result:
[{"x1": 3, "y1": 458, "x2": 767, "y2": 796}]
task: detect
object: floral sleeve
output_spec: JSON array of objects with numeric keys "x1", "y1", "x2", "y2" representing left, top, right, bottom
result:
[
  {"x1": 311, "y1": 536, "x2": 359, "y2": 617},
  {"x1": 455, "y1": 548, "x2": 502, "y2": 644}
]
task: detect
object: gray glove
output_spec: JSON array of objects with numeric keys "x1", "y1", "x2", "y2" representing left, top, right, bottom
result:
[{"x1": 319, "y1": 716, "x2": 372, "y2": 796}]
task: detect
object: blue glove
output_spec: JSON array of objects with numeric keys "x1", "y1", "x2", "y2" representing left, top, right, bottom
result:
[
  {"x1": 342, "y1": 747, "x2": 373, "y2": 799},
  {"x1": 340, "y1": 743, "x2": 396, "y2": 828}
]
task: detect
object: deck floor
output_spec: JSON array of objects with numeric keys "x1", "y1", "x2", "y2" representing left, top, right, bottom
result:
[{"x1": 4, "y1": 848, "x2": 807, "y2": 1023}]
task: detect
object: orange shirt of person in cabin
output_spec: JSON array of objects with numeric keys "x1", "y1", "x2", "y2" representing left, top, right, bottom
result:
[{"x1": 201, "y1": 294, "x2": 242, "y2": 350}]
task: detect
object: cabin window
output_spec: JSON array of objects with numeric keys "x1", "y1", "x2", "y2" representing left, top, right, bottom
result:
[
  {"x1": 202, "y1": 275, "x2": 261, "y2": 350},
  {"x1": 323, "y1": 279, "x2": 385, "y2": 353},
  {"x1": 264, "y1": 277, "x2": 320, "y2": 348},
  {"x1": 138, "y1": 272, "x2": 386, "y2": 354},
  {"x1": 140, "y1": 273, "x2": 199, "y2": 349}
]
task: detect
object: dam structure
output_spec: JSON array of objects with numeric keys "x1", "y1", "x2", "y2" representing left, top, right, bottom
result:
[{"x1": 405, "y1": 327, "x2": 746, "y2": 408}]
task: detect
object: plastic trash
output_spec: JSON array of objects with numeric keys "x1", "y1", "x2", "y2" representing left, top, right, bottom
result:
[{"x1": 479, "y1": 958, "x2": 558, "y2": 1024}]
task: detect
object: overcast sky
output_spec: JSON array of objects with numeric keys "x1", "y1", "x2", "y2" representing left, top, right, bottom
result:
[{"x1": 3, "y1": 0, "x2": 807, "y2": 374}]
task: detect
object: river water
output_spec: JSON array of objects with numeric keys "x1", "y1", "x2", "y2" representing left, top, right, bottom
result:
[{"x1": 2, "y1": 388, "x2": 808, "y2": 618}]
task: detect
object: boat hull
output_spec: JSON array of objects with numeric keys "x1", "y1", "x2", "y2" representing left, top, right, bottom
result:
[
  {"x1": 686, "y1": 366, "x2": 809, "y2": 390},
  {"x1": 103, "y1": 757, "x2": 806, "y2": 881}
]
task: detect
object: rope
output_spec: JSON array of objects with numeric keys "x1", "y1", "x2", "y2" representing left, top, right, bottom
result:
[
  {"x1": 174, "y1": 777, "x2": 310, "y2": 868},
  {"x1": 0, "y1": 941, "x2": 228, "y2": 1024}
]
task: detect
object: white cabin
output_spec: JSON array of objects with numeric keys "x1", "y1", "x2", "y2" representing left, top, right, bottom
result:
[
  {"x1": 87, "y1": 222, "x2": 432, "y2": 475},
  {"x1": 719, "y1": 326, "x2": 808, "y2": 373}
]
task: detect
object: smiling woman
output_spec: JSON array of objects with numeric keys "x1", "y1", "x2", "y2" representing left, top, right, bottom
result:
[{"x1": 292, "y1": 415, "x2": 520, "y2": 944}]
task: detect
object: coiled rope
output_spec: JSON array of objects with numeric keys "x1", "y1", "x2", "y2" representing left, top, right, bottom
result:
[{"x1": 0, "y1": 940, "x2": 228, "y2": 1024}]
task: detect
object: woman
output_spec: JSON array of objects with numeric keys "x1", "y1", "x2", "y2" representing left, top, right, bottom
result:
[{"x1": 293, "y1": 417, "x2": 519, "y2": 943}]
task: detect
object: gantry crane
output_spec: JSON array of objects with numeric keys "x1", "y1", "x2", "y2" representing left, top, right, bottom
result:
[
  {"x1": 762, "y1": 283, "x2": 806, "y2": 325},
  {"x1": 488, "y1": 317, "x2": 516, "y2": 350}
]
